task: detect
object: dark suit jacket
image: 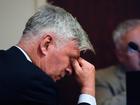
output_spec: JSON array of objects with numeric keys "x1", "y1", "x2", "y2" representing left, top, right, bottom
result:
[
  {"x1": 0, "y1": 46, "x2": 57, "y2": 105},
  {"x1": 0, "y1": 47, "x2": 91, "y2": 105}
]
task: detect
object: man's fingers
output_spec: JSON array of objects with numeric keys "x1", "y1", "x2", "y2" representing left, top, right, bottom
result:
[
  {"x1": 78, "y1": 58, "x2": 94, "y2": 69},
  {"x1": 71, "y1": 59, "x2": 82, "y2": 73}
]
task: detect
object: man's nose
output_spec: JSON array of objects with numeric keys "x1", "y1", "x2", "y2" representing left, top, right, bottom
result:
[{"x1": 65, "y1": 66, "x2": 72, "y2": 75}]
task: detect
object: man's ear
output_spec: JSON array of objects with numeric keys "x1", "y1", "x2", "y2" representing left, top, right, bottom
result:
[
  {"x1": 115, "y1": 49, "x2": 125, "y2": 63},
  {"x1": 39, "y1": 35, "x2": 52, "y2": 55}
]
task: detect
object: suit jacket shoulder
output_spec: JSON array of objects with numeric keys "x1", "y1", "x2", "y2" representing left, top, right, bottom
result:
[
  {"x1": 96, "y1": 65, "x2": 124, "y2": 85},
  {"x1": 95, "y1": 65, "x2": 126, "y2": 105},
  {"x1": 0, "y1": 46, "x2": 57, "y2": 105}
]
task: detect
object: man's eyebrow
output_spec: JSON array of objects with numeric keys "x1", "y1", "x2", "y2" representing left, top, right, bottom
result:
[{"x1": 70, "y1": 54, "x2": 79, "y2": 60}]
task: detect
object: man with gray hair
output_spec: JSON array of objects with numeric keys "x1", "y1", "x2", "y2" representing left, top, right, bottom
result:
[
  {"x1": 0, "y1": 4, "x2": 96, "y2": 105},
  {"x1": 95, "y1": 19, "x2": 140, "y2": 105}
]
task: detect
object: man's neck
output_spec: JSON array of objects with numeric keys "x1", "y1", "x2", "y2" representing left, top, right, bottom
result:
[{"x1": 15, "y1": 45, "x2": 32, "y2": 62}]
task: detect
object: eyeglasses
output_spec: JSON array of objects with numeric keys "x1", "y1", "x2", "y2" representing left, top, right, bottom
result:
[{"x1": 127, "y1": 42, "x2": 140, "y2": 54}]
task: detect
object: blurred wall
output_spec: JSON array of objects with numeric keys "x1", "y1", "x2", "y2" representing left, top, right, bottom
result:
[{"x1": 0, "y1": 0, "x2": 46, "y2": 49}]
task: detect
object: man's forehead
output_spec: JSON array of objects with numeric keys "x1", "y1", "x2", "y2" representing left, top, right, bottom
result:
[{"x1": 70, "y1": 47, "x2": 80, "y2": 58}]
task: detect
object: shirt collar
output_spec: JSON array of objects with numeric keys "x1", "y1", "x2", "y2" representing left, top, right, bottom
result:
[{"x1": 15, "y1": 46, "x2": 32, "y2": 62}]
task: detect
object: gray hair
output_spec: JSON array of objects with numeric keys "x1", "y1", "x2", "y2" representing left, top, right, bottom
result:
[
  {"x1": 113, "y1": 19, "x2": 140, "y2": 49},
  {"x1": 22, "y1": 4, "x2": 94, "y2": 52}
]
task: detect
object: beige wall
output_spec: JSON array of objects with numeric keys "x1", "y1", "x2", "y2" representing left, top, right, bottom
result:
[{"x1": 0, "y1": 0, "x2": 46, "y2": 49}]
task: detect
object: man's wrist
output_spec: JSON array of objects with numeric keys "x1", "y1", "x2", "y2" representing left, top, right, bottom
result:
[{"x1": 81, "y1": 87, "x2": 95, "y2": 97}]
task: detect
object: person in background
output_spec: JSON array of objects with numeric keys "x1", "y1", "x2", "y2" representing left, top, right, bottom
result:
[
  {"x1": 0, "y1": 4, "x2": 96, "y2": 105},
  {"x1": 95, "y1": 19, "x2": 140, "y2": 105}
]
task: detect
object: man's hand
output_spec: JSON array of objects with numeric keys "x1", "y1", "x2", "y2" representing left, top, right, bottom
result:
[{"x1": 72, "y1": 57, "x2": 95, "y2": 96}]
